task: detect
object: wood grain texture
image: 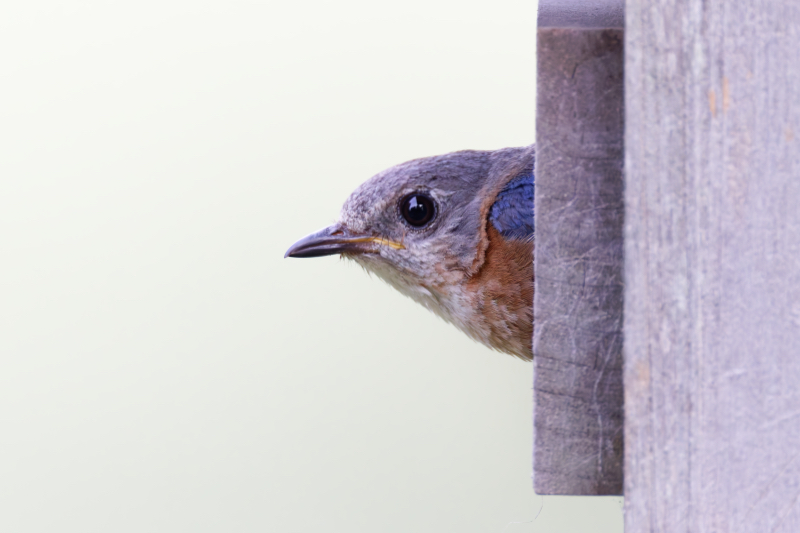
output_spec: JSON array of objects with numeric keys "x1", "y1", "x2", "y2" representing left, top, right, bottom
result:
[
  {"x1": 534, "y1": 28, "x2": 625, "y2": 495},
  {"x1": 538, "y1": 0, "x2": 624, "y2": 29},
  {"x1": 625, "y1": 1, "x2": 800, "y2": 530}
]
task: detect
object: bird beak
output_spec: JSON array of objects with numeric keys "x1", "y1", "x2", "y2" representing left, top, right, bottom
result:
[{"x1": 284, "y1": 224, "x2": 405, "y2": 258}]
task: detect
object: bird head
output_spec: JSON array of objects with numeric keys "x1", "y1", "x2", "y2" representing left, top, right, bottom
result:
[{"x1": 285, "y1": 145, "x2": 535, "y2": 358}]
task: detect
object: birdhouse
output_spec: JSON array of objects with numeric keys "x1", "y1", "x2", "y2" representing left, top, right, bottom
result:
[
  {"x1": 536, "y1": 1, "x2": 800, "y2": 532},
  {"x1": 284, "y1": 2, "x2": 800, "y2": 530},
  {"x1": 533, "y1": 0, "x2": 624, "y2": 496}
]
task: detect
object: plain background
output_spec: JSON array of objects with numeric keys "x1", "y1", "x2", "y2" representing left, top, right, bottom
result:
[{"x1": 1, "y1": 1, "x2": 624, "y2": 531}]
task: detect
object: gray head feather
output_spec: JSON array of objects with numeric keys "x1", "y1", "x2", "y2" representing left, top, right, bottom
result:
[
  {"x1": 340, "y1": 146, "x2": 532, "y2": 276},
  {"x1": 334, "y1": 146, "x2": 534, "y2": 319}
]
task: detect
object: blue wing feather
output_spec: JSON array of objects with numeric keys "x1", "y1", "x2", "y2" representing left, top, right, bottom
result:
[{"x1": 488, "y1": 167, "x2": 534, "y2": 239}]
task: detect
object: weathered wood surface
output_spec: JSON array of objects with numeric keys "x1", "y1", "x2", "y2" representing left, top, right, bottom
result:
[
  {"x1": 625, "y1": 1, "x2": 800, "y2": 531},
  {"x1": 533, "y1": 28, "x2": 625, "y2": 495},
  {"x1": 538, "y1": 0, "x2": 623, "y2": 29}
]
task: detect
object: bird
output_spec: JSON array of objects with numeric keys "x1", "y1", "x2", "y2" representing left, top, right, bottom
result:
[{"x1": 285, "y1": 145, "x2": 535, "y2": 360}]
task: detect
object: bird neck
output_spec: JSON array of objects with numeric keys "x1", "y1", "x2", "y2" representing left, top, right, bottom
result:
[{"x1": 459, "y1": 224, "x2": 534, "y2": 359}]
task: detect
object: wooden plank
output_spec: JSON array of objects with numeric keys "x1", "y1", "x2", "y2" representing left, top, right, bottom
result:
[
  {"x1": 538, "y1": 0, "x2": 624, "y2": 29},
  {"x1": 625, "y1": 1, "x2": 800, "y2": 530},
  {"x1": 533, "y1": 28, "x2": 625, "y2": 495}
]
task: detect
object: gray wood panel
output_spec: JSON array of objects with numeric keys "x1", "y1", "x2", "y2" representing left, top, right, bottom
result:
[
  {"x1": 534, "y1": 28, "x2": 625, "y2": 495},
  {"x1": 538, "y1": 0, "x2": 623, "y2": 29},
  {"x1": 625, "y1": 1, "x2": 800, "y2": 530}
]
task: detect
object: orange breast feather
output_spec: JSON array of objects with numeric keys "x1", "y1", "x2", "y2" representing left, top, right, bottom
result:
[{"x1": 465, "y1": 224, "x2": 534, "y2": 360}]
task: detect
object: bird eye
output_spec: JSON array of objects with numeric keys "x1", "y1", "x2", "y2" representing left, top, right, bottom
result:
[{"x1": 400, "y1": 193, "x2": 436, "y2": 227}]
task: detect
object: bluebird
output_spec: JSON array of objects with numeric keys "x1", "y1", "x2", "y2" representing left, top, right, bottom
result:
[{"x1": 285, "y1": 145, "x2": 534, "y2": 360}]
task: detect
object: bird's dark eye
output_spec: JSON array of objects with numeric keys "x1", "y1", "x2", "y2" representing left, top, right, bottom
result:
[{"x1": 400, "y1": 193, "x2": 436, "y2": 227}]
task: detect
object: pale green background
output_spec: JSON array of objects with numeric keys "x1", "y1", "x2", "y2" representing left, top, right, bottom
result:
[{"x1": 1, "y1": 1, "x2": 623, "y2": 531}]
